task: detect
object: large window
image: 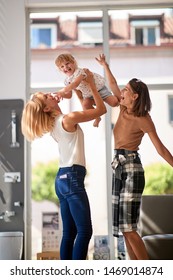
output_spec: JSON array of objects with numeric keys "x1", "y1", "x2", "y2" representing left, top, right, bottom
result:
[{"x1": 29, "y1": 7, "x2": 173, "y2": 260}]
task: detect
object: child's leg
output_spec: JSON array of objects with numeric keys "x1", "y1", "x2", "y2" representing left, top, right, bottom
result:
[
  {"x1": 98, "y1": 86, "x2": 119, "y2": 107},
  {"x1": 104, "y1": 95, "x2": 119, "y2": 107},
  {"x1": 83, "y1": 98, "x2": 101, "y2": 127}
]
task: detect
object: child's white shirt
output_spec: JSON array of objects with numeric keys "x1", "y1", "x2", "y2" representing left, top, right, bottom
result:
[{"x1": 64, "y1": 68, "x2": 105, "y2": 98}]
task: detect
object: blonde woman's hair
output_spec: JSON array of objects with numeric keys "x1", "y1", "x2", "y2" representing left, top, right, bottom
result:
[
  {"x1": 55, "y1": 53, "x2": 78, "y2": 69},
  {"x1": 21, "y1": 92, "x2": 55, "y2": 142}
]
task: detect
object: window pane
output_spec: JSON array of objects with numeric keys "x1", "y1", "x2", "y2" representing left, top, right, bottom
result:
[
  {"x1": 31, "y1": 29, "x2": 39, "y2": 48},
  {"x1": 30, "y1": 23, "x2": 57, "y2": 49},
  {"x1": 135, "y1": 28, "x2": 143, "y2": 45},
  {"x1": 31, "y1": 28, "x2": 51, "y2": 48},
  {"x1": 30, "y1": 10, "x2": 105, "y2": 261},
  {"x1": 169, "y1": 97, "x2": 173, "y2": 123},
  {"x1": 148, "y1": 27, "x2": 156, "y2": 45},
  {"x1": 39, "y1": 29, "x2": 51, "y2": 46},
  {"x1": 78, "y1": 22, "x2": 103, "y2": 45}
]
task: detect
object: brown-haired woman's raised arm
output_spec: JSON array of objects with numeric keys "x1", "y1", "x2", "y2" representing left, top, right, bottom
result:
[{"x1": 95, "y1": 54, "x2": 121, "y2": 102}]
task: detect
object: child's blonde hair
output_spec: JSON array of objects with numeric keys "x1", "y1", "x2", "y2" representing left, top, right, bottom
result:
[{"x1": 55, "y1": 53, "x2": 78, "y2": 69}]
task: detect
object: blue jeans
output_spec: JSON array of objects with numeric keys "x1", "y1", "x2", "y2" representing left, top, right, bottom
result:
[{"x1": 55, "y1": 164, "x2": 92, "y2": 260}]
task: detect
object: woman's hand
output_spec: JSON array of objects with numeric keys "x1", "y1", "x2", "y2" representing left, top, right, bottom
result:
[
  {"x1": 95, "y1": 54, "x2": 107, "y2": 66},
  {"x1": 83, "y1": 68, "x2": 94, "y2": 82},
  {"x1": 82, "y1": 68, "x2": 96, "y2": 89},
  {"x1": 51, "y1": 92, "x2": 63, "y2": 101}
]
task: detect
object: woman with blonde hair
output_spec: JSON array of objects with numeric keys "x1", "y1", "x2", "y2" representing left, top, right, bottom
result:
[{"x1": 21, "y1": 69, "x2": 106, "y2": 260}]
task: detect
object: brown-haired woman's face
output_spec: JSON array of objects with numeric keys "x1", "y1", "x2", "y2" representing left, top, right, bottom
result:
[{"x1": 120, "y1": 83, "x2": 138, "y2": 108}]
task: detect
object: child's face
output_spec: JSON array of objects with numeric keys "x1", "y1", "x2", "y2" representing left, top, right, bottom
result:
[{"x1": 58, "y1": 60, "x2": 76, "y2": 77}]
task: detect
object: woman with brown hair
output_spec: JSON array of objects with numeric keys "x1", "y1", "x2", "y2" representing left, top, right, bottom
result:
[{"x1": 96, "y1": 54, "x2": 173, "y2": 260}]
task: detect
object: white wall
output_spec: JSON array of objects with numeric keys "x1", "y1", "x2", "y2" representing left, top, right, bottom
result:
[{"x1": 0, "y1": 0, "x2": 26, "y2": 99}]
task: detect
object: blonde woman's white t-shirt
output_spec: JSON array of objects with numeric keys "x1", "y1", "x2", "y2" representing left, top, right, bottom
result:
[{"x1": 51, "y1": 114, "x2": 86, "y2": 167}]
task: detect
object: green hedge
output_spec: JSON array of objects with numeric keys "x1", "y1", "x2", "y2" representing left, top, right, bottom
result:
[
  {"x1": 144, "y1": 163, "x2": 173, "y2": 195},
  {"x1": 32, "y1": 160, "x2": 59, "y2": 204}
]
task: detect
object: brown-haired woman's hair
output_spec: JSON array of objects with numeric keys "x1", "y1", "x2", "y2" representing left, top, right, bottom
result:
[{"x1": 129, "y1": 78, "x2": 152, "y2": 117}]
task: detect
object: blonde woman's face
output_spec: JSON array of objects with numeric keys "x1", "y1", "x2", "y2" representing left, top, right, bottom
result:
[{"x1": 35, "y1": 93, "x2": 60, "y2": 113}]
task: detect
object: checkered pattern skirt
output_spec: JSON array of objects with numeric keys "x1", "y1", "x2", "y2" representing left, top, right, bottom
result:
[{"x1": 112, "y1": 152, "x2": 145, "y2": 237}]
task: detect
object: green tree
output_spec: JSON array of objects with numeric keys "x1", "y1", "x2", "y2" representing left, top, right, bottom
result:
[
  {"x1": 32, "y1": 160, "x2": 59, "y2": 204},
  {"x1": 144, "y1": 163, "x2": 173, "y2": 195}
]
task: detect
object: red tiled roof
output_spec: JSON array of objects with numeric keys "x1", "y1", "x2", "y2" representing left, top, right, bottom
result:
[
  {"x1": 164, "y1": 17, "x2": 173, "y2": 36},
  {"x1": 59, "y1": 19, "x2": 77, "y2": 40},
  {"x1": 110, "y1": 19, "x2": 129, "y2": 39}
]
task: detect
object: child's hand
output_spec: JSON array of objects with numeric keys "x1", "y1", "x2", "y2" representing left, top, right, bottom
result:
[
  {"x1": 95, "y1": 54, "x2": 107, "y2": 66},
  {"x1": 52, "y1": 92, "x2": 64, "y2": 101},
  {"x1": 52, "y1": 90, "x2": 72, "y2": 100}
]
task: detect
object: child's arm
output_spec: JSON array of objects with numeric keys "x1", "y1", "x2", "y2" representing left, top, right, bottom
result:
[
  {"x1": 54, "y1": 90, "x2": 72, "y2": 99},
  {"x1": 60, "y1": 73, "x2": 85, "y2": 94},
  {"x1": 54, "y1": 72, "x2": 86, "y2": 100}
]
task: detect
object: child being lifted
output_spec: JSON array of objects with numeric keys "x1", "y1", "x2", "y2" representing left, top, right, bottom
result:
[{"x1": 54, "y1": 53, "x2": 118, "y2": 127}]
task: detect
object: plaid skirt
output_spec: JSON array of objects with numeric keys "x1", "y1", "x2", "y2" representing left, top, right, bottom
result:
[{"x1": 112, "y1": 150, "x2": 145, "y2": 237}]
